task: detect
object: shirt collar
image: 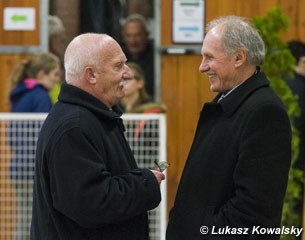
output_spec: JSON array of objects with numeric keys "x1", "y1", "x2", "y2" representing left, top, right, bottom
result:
[
  {"x1": 217, "y1": 82, "x2": 243, "y2": 103},
  {"x1": 217, "y1": 68, "x2": 260, "y2": 103},
  {"x1": 213, "y1": 70, "x2": 269, "y2": 117}
]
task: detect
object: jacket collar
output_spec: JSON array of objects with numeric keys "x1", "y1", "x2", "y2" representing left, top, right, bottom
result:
[
  {"x1": 58, "y1": 83, "x2": 123, "y2": 120},
  {"x1": 212, "y1": 70, "x2": 269, "y2": 117}
]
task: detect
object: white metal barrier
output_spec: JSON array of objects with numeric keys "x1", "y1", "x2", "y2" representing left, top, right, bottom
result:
[{"x1": 0, "y1": 113, "x2": 167, "y2": 240}]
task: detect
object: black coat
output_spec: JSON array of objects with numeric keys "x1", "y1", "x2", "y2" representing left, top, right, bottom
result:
[
  {"x1": 166, "y1": 71, "x2": 292, "y2": 240},
  {"x1": 31, "y1": 83, "x2": 161, "y2": 240}
]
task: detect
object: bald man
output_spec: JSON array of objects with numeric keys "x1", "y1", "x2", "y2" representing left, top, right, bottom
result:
[{"x1": 30, "y1": 33, "x2": 165, "y2": 240}]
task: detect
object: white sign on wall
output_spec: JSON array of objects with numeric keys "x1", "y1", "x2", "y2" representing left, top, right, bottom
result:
[
  {"x1": 4, "y1": 7, "x2": 36, "y2": 31},
  {"x1": 172, "y1": 0, "x2": 205, "y2": 44}
]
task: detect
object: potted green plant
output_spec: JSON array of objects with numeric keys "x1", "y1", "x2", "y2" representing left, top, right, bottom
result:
[{"x1": 252, "y1": 7, "x2": 304, "y2": 240}]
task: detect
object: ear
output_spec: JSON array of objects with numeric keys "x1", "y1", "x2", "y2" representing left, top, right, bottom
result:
[
  {"x1": 84, "y1": 67, "x2": 97, "y2": 85},
  {"x1": 234, "y1": 49, "x2": 246, "y2": 68}
]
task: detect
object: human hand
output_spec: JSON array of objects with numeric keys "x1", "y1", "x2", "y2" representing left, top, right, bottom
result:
[{"x1": 150, "y1": 170, "x2": 165, "y2": 185}]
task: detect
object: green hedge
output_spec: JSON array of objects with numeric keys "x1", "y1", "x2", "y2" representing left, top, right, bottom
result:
[{"x1": 252, "y1": 7, "x2": 304, "y2": 240}]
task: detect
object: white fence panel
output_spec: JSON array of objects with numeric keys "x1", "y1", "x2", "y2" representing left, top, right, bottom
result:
[{"x1": 0, "y1": 113, "x2": 167, "y2": 240}]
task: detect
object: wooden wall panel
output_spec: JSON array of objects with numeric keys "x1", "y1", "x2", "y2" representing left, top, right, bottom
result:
[
  {"x1": 0, "y1": 0, "x2": 40, "y2": 112},
  {"x1": 297, "y1": 0, "x2": 305, "y2": 40},
  {"x1": 0, "y1": 55, "x2": 29, "y2": 112},
  {"x1": 278, "y1": 0, "x2": 298, "y2": 39},
  {"x1": 0, "y1": 0, "x2": 40, "y2": 46},
  {"x1": 161, "y1": 55, "x2": 215, "y2": 207},
  {"x1": 211, "y1": 0, "x2": 238, "y2": 17},
  {"x1": 161, "y1": 0, "x2": 173, "y2": 46}
]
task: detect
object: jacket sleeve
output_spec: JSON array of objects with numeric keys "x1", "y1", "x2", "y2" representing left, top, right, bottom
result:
[
  {"x1": 212, "y1": 103, "x2": 291, "y2": 232},
  {"x1": 47, "y1": 126, "x2": 162, "y2": 228}
]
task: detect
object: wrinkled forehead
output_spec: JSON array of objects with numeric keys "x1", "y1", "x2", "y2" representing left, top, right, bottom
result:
[
  {"x1": 100, "y1": 41, "x2": 126, "y2": 65},
  {"x1": 202, "y1": 27, "x2": 223, "y2": 51}
]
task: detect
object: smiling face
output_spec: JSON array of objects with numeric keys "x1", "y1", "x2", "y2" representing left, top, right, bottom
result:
[
  {"x1": 91, "y1": 40, "x2": 133, "y2": 107},
  {"x1": 199, "y1": 26, "x2": 240, "y2": 93}
]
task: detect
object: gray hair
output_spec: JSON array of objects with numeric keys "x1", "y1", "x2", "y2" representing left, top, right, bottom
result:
[
  {"x1": 207, "y1": 15, "x2": 265, "y2": 66},
  {"x1": 48, "y1": 15, "x2": 65, "y2": 37},
  {"x1": 123, "y1": 14, "x2": 149, "y2": 33},
  {"x1": 64, "y1": 33, "x2": 112, "y2": 84}
]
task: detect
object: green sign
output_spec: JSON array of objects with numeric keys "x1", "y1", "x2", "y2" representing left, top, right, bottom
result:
[
  {"x1": 11, "y1": 15, "x2": 28, "y2": 22},
  {"x1": 180, "y1": 2, "x2": 200, "y2": 7}
]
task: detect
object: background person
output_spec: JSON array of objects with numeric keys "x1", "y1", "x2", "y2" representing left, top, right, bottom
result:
[
  {"x1": 125, "y1": 0, "x2": 154, "y2": 39},
  {"x1": 10, "y1": 52, "x2": 61, "y2": 112},
  {"x1": 48, "y1": 15, "x2": 66, "y2": 66},
  {"x1": 121, "y1": 14, "x2": 155, "y2": 98},
  {"x1": 30, "y1": 33, "x2": 165, "y2": 240},
  {"x1": 120, "y1": 62, "x2": 165, "y2": 114},
  {"x1": 166, "y1": 15, "x2": 291, "y2": 240},
  {"x1": 48, "y1": 15, "x2": 66, "y2": 103}
]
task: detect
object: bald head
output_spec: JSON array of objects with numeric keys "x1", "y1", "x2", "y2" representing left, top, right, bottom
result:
[
  {"x1": 63, "y1": 33, "x2": 133, "y2": 108},
  {"x1": 64, "y1": 33, "x2": 114, "y2": 84}
]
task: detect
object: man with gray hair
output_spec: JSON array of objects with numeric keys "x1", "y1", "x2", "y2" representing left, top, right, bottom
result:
[
  {"x1": 121, "y1": 14, "x2": 155, "y2": 98},
  {"x1": 30, "y1": 33, "x2": 165, "y2": 240},
  {"x1": 166, "y1": 15, "x2": 291, "y2": 240}
]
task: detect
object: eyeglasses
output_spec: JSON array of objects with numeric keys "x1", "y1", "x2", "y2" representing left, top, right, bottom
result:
[{"x1": 154, "y1": 160, "x2": 169, "y2": 172}]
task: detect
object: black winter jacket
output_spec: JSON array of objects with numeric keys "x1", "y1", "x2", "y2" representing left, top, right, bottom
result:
[
  {"x1": 166, "y1": 71, "x2": 291, "y2": 240},
  {"x1": 31, "y1": 83, "x2": 161, "y2": 240}
]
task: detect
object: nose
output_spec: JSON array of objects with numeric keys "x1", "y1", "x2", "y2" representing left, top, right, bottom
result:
[
  {"x1": 199, "y1": 60, "x2": 209, "y2": 73},
  {"x1": 123, "y1": 65, "x2": 134, "y2": 80}
]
